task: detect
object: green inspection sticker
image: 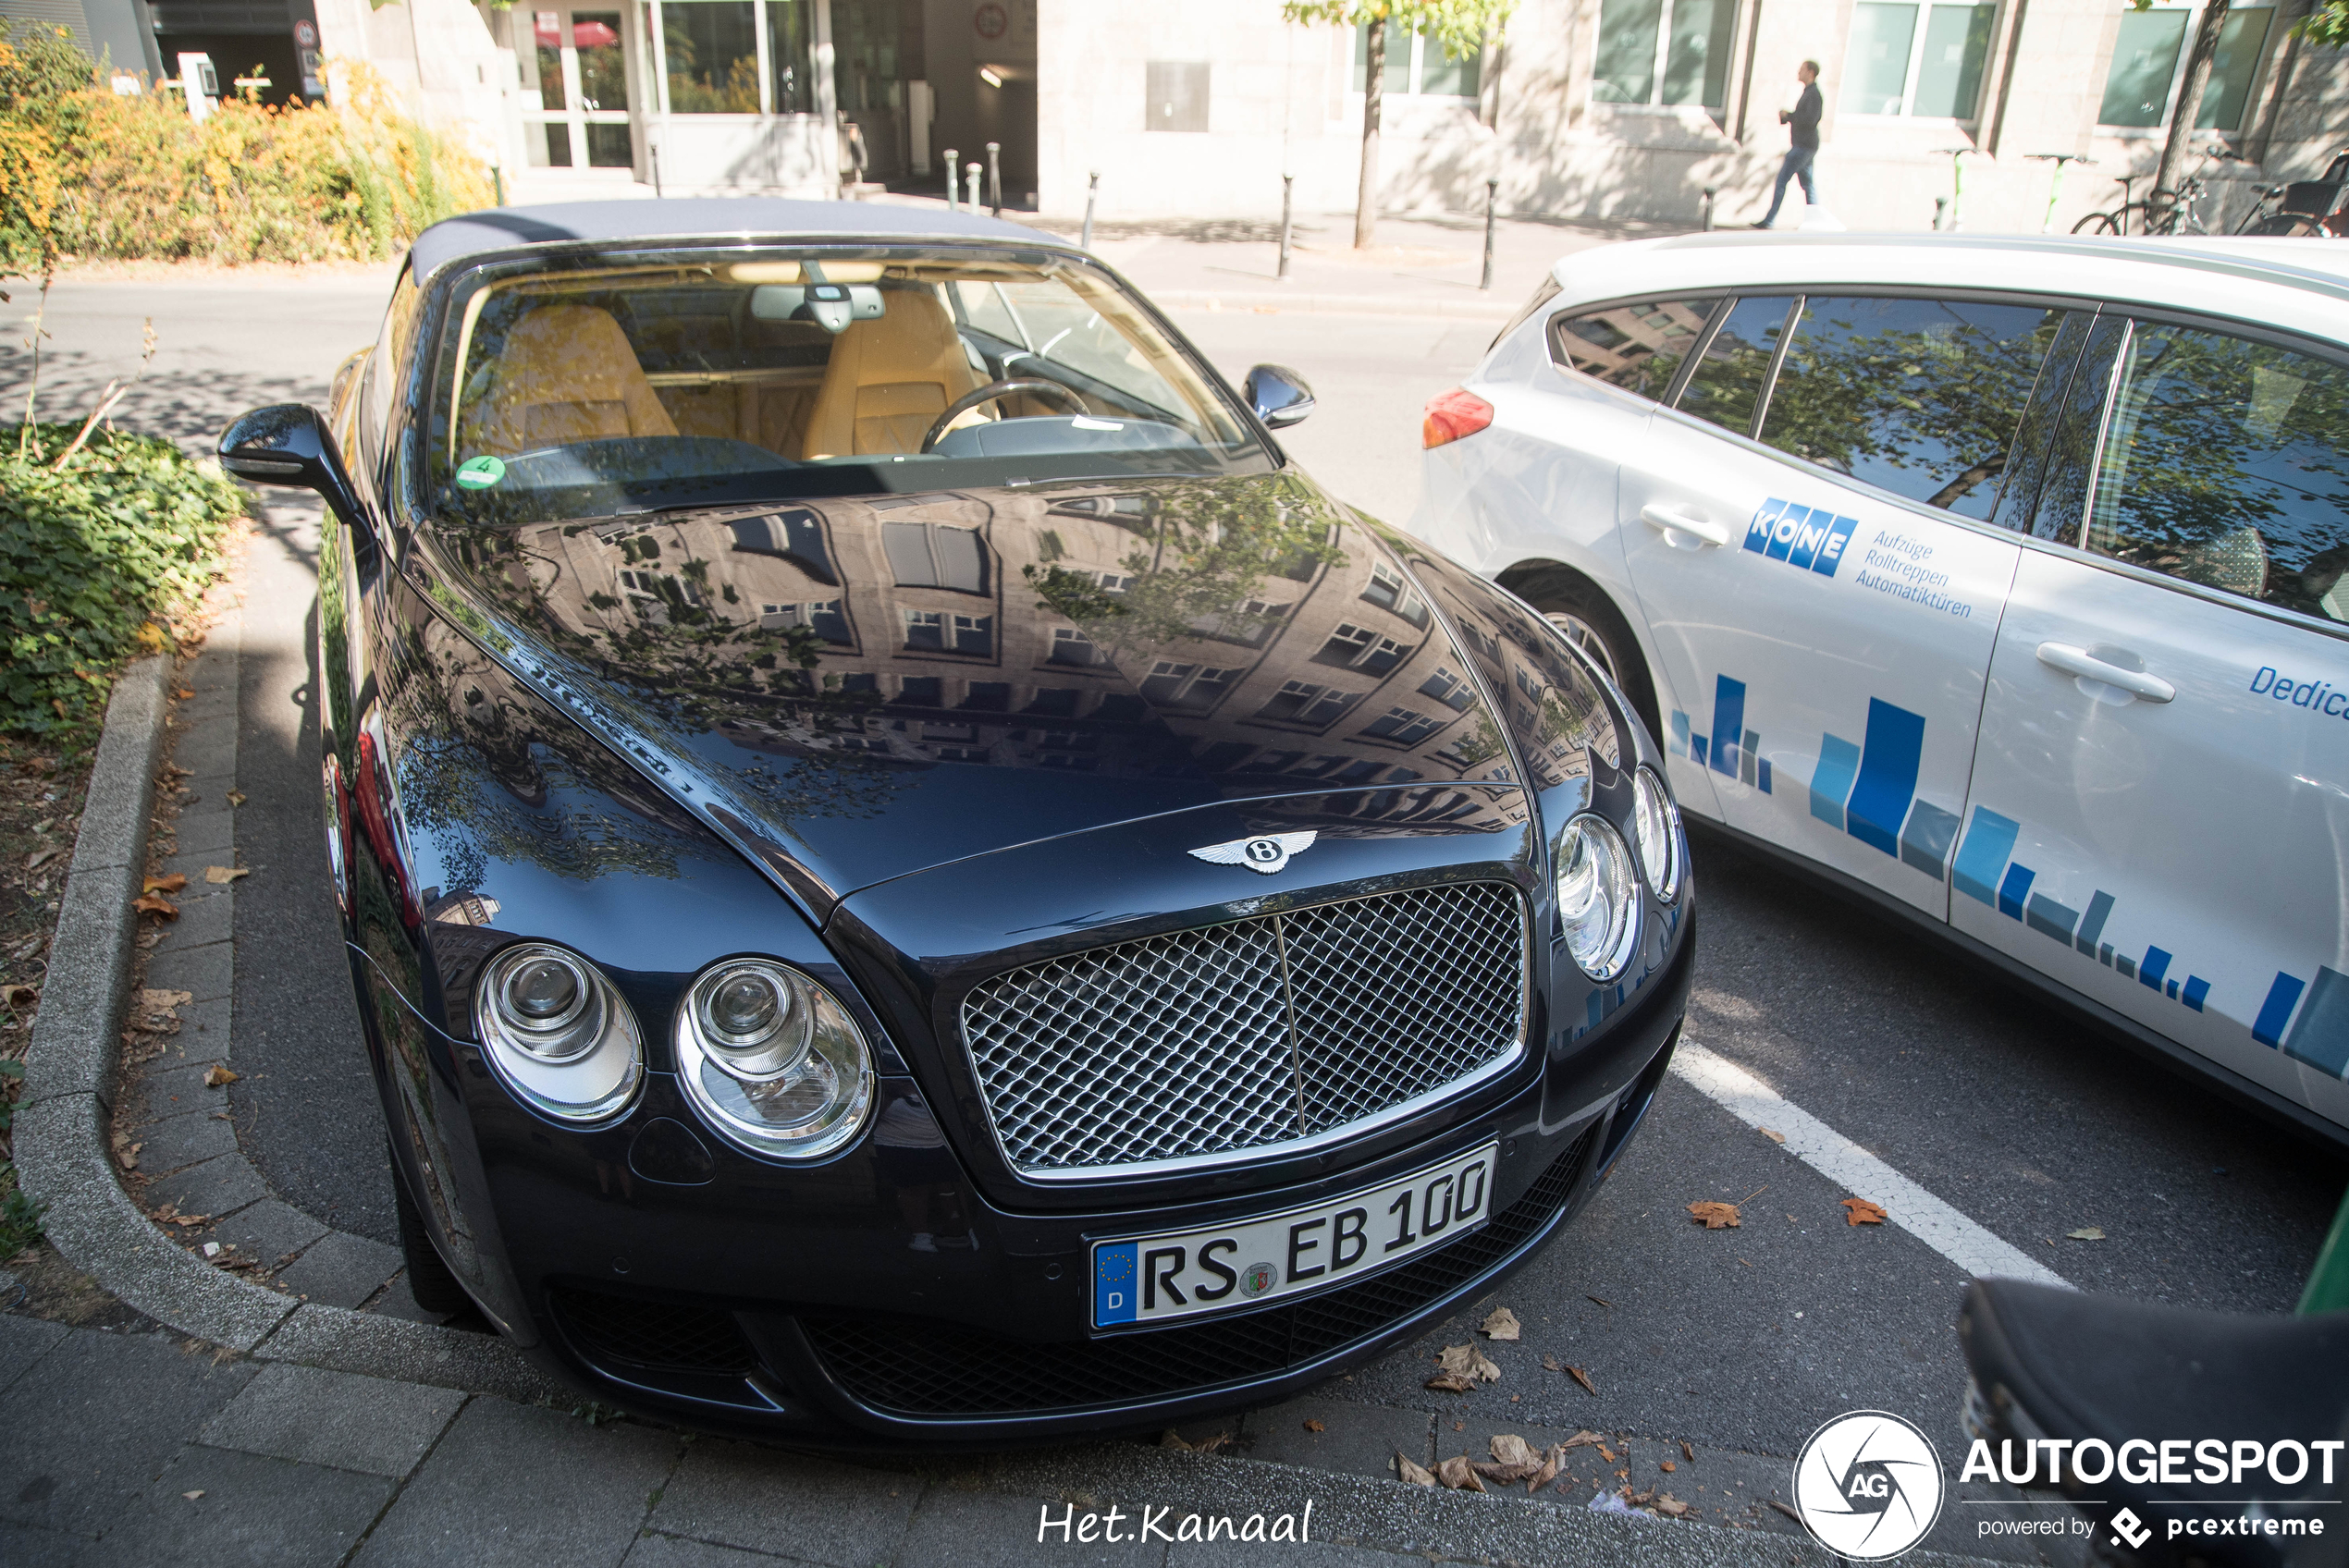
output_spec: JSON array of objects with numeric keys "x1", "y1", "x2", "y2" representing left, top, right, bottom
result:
[{"x1": 455, "y1": 455, "x2": 506, "y2": 490}]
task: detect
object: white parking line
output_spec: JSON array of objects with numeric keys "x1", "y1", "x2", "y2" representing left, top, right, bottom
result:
[{"x1": 1669, "y1": 1040, "x2": 2073, "y2": 1290}]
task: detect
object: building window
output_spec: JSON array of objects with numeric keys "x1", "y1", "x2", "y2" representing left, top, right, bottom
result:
[
  {"x1": 1025, "y1": 687, "x2": 1082, "y2": 716},
  {"x1": 1592, "y1": 0, "x2": 1734, "y2": 109},
  {"x1": 1255, "y1": 680, "x2": 1362, "y2": 728},
  {"x1": 1842, "y1": 1, "x2": 1995, "y2": 118},
  {"x1": 1146, "y1": 60, "x2": 1210, "y2": 131},
  {"x1": 1315, "y1": 622, "x2": 1411, "y2": 676},
  {"x1": 1048, "y1": 626, "x2": 1103, "y2": 667},
  {"x1": 1419, "y1": 667, "x2": 1477, "y2": 712},
  {"x1": 1361, "y1": 706, "x2": 1446, "y2": 745},
  {"x1": 1139, "y1": 661, "x2": 1238, "y2": 712},
  {"x1": 655, "y1": 0, "x2": 814, "y2": 114},
  {"x1": 2098, "y1": 3, "x2": 2272, "y2": 129},
  {"x1": 1353, "y1": 23, "x2": 1482, "y2": 97},
  {"x1": 893, "y1": 676, "x2": 942, "y2": 705},
  {"x1": 904, "y1": 609, "x2": 993, "y2": 655},
  {"x1": 1360, "y1": 560, "x2": 1430, "y2": 627},
  {"x1": 882, "y1": 521, "x2": 988, "y2": 592},
  {"x1": 960, "y1": 681, "x2": 1012, "y2": 712},
  {"x1": 759, "y1": 599, "x2": 851, "y2": 643},
  {"x1": 730, "y1": 508, "x2": 835, "y2": 582}
]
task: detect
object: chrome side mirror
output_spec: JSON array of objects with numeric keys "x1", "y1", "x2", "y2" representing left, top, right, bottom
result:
[
  {"x1": 217, "y1": 403, "x2": 368, "y2": 534},
  {"x1": 1244, "y1": 363, "x2": 1315, "y2": 429}
]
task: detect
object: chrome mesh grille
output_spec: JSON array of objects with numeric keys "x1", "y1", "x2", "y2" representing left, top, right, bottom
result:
[{"x1": 959, "y1": 882, "x2": 1528, "y2": 1175}]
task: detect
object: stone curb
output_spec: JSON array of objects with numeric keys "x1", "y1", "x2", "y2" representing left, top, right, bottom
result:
[
  {"x1": 13, "y1": 640, "x2": 562, "y2": 1402},
  {"x1": 1150, "y1": 288, "x2": 1516, "y2": 321}
]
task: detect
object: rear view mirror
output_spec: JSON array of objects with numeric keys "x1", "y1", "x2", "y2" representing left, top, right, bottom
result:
[
  {"x1": 750, "y1": 283, "x2": 885, "y2": 334},
  {"x1": 1244, "y1": 363, "x2": 1315, "y2": 429},
  {"x1": 217, "y1": 403, "x2": 368, "y2": 535}
]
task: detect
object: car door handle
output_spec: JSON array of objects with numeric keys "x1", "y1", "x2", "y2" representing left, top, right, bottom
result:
[
  {"x1": 2034, "y1": 642, "x2": 2177, "y2": 704},
  {"x1": 1639, "y1": 505, "x2": 1734, "y2": 549}
]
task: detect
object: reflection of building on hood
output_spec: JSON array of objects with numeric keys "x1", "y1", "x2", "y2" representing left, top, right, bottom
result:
[{"x1": 453, "y1": 476, "x2": 1601, "y2": 837}]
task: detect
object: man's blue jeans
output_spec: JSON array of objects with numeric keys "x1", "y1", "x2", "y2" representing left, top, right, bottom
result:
[{"x1": 1761, "y1": 146, "x2": 1817, "y2": 226}]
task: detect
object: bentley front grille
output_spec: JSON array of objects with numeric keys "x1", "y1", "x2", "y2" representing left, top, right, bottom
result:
[{"x1": 958, "y1": 882, "x2": 1529, "y2": 1177}]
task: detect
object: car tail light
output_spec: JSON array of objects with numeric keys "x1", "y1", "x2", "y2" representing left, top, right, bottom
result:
[{"x1": 1423, "y1": 386, "x2": 1494, "y2": 448}]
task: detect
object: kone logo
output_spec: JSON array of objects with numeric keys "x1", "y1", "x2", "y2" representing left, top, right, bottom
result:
[{"x1": 1745, "y1": 497, "x2": 1860, "y2": 578}]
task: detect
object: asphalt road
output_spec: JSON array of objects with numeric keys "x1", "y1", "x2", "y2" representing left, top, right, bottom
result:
[{"x1": 7, "y1": 267, "x2": 2343, "y2": 1560}]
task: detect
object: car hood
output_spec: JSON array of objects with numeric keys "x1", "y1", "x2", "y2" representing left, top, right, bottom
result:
[{"x1": 413, "y1": 471, "x2": 1541, "y2": 916}]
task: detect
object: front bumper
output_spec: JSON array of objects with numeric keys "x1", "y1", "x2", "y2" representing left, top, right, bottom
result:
[{"x1": 371, "y1": 920, "x2": 1691, "y2": 1446}]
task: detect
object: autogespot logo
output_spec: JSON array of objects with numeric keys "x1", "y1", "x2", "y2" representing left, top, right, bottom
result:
[{"x1": 1791, "y1": 1411, "x2": 1947, "y2": 1560}]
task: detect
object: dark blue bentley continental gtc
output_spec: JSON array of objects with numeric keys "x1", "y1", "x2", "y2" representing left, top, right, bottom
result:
[{"x1": 217, "y1": 199, "x2": 1693, "y2": 1443}]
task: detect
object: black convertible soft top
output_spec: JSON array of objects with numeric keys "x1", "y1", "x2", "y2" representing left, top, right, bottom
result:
[{"x1": 406, "y1": 199, "x2": 1076, "y2": 282}]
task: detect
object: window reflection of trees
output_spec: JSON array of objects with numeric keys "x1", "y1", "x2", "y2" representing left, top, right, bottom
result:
[
  {"x1": 1758, "y1": 298, "x2": 2060, "y2": 519},
  {"x1": 2086, "y1": 325, "x2": 2349, "y2": 621},
  {"x1": 1555, "y1": 297, "x2": 1721, "y2": 399}
]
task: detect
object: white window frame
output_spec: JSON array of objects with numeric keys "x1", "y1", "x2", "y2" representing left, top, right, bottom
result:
[
  {"x1": 1839, "y1": 0, "x2": 1999, "y2": 122},
  {"x1": 1589, "y1": 0, "x2": 1732, "y2": 113},
  {"x1": 1351, "y1": 24, "x2": 1482, "y2": 101},
  {"x1": 2095, "y1": 0, "x2": 2277, "y2": 136}
]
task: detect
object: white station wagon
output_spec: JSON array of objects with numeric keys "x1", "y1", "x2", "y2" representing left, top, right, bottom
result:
[{"x1": 1412, "y1": 233, "x2": 2349, "y2": 1142}]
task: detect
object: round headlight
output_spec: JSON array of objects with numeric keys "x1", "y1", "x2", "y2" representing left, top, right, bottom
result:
[
  {"x1": 1632, "y1": 767, "x2": 1682, "y2": 902},
  {"x1": 1556, "y1": 815, "x2": 1639, "y2": 982},
  {"x1": 474, "y1": 943, "x2": 643, "y2": 1121},
  {"x1": 677, "y1": 961, "x2": 873, "y2": 1160}
]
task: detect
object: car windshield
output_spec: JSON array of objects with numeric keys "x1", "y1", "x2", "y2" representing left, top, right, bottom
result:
[{"x1": 424, "y1": 245, "x2": 1273, "y2": 525}]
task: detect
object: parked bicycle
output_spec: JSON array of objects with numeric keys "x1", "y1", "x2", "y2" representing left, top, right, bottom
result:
[
  {"x1": 2072, "y1": 142, "x2": 2236, "y2": 236},
  {"x1": 2241, "y1": 148, "x2": 2349, "y2": 236}
]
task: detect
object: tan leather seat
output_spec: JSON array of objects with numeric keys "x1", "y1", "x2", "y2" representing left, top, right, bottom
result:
[
  {"x1": 468, "y1": 303, "x2": 677, "y2": 456},
  {"x1": 799, "y1": 289, "x2": 982, "y2": 459}
]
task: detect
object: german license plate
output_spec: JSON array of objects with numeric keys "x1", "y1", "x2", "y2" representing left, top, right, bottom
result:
[{"x1": 1090, "y1": 1143, "x2": 1498, "y2": 1329}]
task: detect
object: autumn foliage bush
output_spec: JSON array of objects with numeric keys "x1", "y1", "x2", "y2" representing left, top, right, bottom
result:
[{"x1": 0, "y1": 19, "x2": 493, "y2": 267}]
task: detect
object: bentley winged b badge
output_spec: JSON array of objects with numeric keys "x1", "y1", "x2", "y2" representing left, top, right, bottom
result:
[{"x1": 1188, "y1": 830, "x2": 1317, "y2": 876}]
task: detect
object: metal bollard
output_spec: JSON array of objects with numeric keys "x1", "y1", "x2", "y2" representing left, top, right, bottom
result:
[
  {"x1": 965, "y1": 163, "x2": 982, "y2": 221},
  {"x1": 986, "y1": 141, "x2": 1002, "y2": 216},
  {"x1": 1481, "y1": 178, "x2": 1498, "y2": 291},
  {"x1": 1278, "y1": 174, "x2": 1294, "y2": 279},
  {"x1": 1934, "y1": 195, "x2": 1947, "y2": 232},
  {"x1": 1082, "y1": 170, "x2": 1100, "y2": 249},
  {"x1": 945, "y1": 148, "x2": 959, "y2": 211},
  {"x1": 493, "y1": 165, "x2": 507, "y2": 207},
  {"x1": 1702, "y1": 185, "x2": 1716, "y2": 231}
]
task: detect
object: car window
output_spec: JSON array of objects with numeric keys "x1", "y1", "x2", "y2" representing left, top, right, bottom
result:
[
  {"x1": 2085, "y1": 321, "x2": 2349, "y2": 622},
  {"x1": 1551, "y1": 296, "x2": 1721, "y2": 399},
  {"x1": 1673, "y1": 296, "x2": 1795, "y2": 435},
  {"x1": 1757, "y1": 296, "x2": 2064, "y2": 520}
]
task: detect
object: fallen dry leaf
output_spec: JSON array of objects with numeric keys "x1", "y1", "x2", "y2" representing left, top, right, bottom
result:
[
  {"x1": 143, "y1": 873, "x2": 188, "y2": 894},
  {"x1": 203, "y1": 1065, "x2": 240, "y2": 1087},
  {"x1": 1568, "y1": 1365, "x2": 1599, "y2": 1397},
  {"x1": 1542, "y1": 1354, "x2": 1561, "y2": 1372},
  {"x1": 226, "y1": 790, "x2": 247, "y2": 807},
  {"x1": 1599, "y1": 1444, "x2": 1618, "y2": 1463},
  {"x1": 1769, "y1": 1500, "x2": 1802, "y2": 1523},
  {"x1": 4, "y1": 983, "x2": 36, "y2": 1009},
  {"x1": 1159, "y1": 1429, "x2": 1190, "y2": 1450},
  {"x1": 1397, "y1": 1453, "x2": 1435, "y2": 1487},
  {"x1": 1760, "y1": 1128, "x2": 1787, "y2": 1144},
  {"x1": 1433, "y1": 1455, "x2": 1486, "y2": 1493},
  {"x1": 173, "y1": 687, "x2": 194, "y2": 700},
  {"x1": 24, "y1": 847, "x2": 57, "y2": 871},
  {"x1": 138, "y1": 988, "x2": 192, "y2": 1012},
  {"x1": 1587, "y1": 1294, "x2": 1612, "y2": 1307},
  {"x1": 2067, "y1": 1226, "x2": 2107, "y2": 1241},
  {"x1": 1424, "y1": 1371, "x2": 1475, "y2": 1393},
  {"x1": 1491, "y1": 1434, "x2": 1540, "y2": 1468},
  {"x1": 1563, "y1": 1430, "x2": 1605, "y2": 1451},
  {"x1": 1530, "y1": 1443, "x2": 1567, "y2": 1492},
  {"x1": 1303, "y1": 1419, "x2": 1324, "y2": 1433},
  {"x1": 1661, "y1": 1459, "x2": 1677, "y2": 1472},
  {"x1": 1688, "y1": 1200, "x2": 1741, "y2": 1229},
  {"x1": 203, "y1": 865, "x2": 249, "y2": 884},
  {"x1": 1654, "y1": 1494, "x2": 1691, "y2": 1518},
  {"x1": 1437, "y1": 1342, "x2": 1502, "y2": 1383},
  {"x1": 1680, "y1": 1440, "x2": 1694, "y2": 1463},
  {"x1": 1842, "y1": 1197, "x2": 1888, "y2": 1227},
  {"x1": 131, "y1": 894, "x2": 178, "y2": 919},
  {"x1": 1481, "y1": 1305, "x2": 1522, "y2": 1341}
]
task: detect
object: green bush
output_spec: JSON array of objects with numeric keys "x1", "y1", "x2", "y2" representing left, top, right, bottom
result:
[{"x1": 0, "y1": 423, "x2": 243, "y2": 733}]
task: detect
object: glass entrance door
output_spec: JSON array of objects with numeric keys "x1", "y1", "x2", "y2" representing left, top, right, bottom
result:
[{"x1": 521, "y1": 8, "x2": 636, "y2": 168}]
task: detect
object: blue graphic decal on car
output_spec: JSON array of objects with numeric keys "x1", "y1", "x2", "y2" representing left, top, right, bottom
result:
[
  {"x1": 1950, "y1": 804, "x2": 2223, "y2": 1027},
  {"x1": 1743, "y1": 498, "x2": 1859, "y2": 578},
  {"x1": 2254, "y1": 968, "x2": 2349, "y2": 1076},
  {"x1": 1668, "y1": 675, "x2": 1772, "y2": 792}
]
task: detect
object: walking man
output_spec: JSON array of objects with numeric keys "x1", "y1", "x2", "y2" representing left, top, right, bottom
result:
[{"x1": 1754, "y1": 60, "x2": 1823, "y2": 228}]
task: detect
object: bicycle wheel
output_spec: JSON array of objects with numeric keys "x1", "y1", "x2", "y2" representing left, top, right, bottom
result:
[{"x1": 2072, "y1": 210, "x2": 2123, "y2": 235}]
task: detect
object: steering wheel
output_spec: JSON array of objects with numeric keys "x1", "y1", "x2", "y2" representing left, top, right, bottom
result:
[{"x1": 919, "y1": 378, "x2": 1088, "y2": 452}]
